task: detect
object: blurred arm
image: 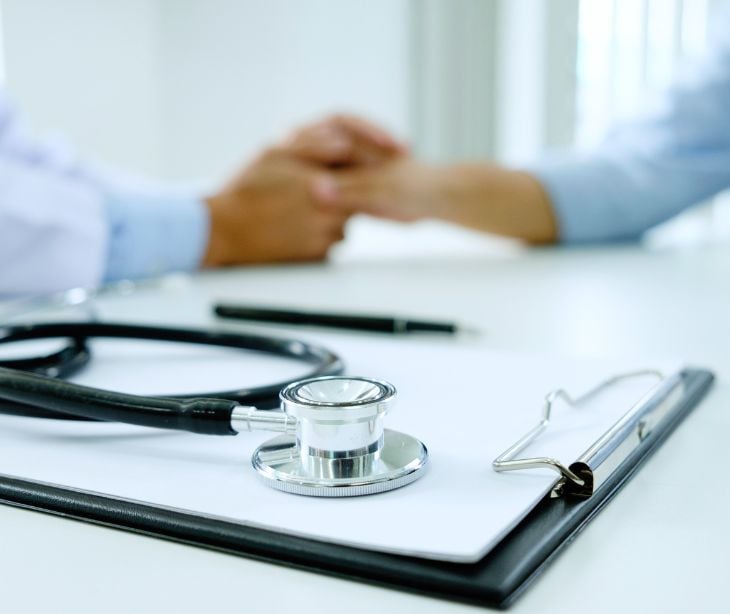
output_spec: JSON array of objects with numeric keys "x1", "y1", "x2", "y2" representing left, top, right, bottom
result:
[
  {"x1": 0, "y1": 91, "x2": 207, "y2": 296},
  {"x1": 315, "y1": 33, "x2": 730, "y2": 245},
  {"x1": 532, "y1": 39, "x2": 730, "y2": 242}
]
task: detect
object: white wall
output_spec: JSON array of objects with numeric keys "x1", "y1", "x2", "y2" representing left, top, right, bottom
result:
[
  {"x1": 1, "y1": 0, "x2": 163, "y2": 175},
  {"x1": 158, "y1": 0, "x2": 410, "y2": 183},
  {"x1": 0, "y1": 0, "x2": 410, "y2": 183}
]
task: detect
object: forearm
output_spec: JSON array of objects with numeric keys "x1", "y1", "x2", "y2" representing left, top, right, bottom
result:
[{"x1": 433, "y1": 164, "x2": 558, "y2": 243}]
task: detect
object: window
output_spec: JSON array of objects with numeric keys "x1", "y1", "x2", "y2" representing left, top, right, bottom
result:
[{"x1": 576, "y1": 0, "x2": 710, "y2": 148}]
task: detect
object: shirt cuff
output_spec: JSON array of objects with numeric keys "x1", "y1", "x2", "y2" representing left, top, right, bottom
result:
[
  {"x1": 529, "y1": 155, "x2": 642, "y2": 244},
  {"x1": 103, "y1": 191, "x2": 209, "y2": 283}
]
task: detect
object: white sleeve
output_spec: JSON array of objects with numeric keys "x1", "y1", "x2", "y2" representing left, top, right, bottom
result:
[
  {"x1": 0, "y1": 90, "x2": 207, "y2": 297},
  {"x1": 0, "y1": 156, "x2": 107, "y2": 297}
]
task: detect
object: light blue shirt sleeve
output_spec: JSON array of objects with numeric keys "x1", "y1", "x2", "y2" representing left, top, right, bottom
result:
[
  {"x1": 531, "y1": 32, "x2": 730, "y2": 242},
  {"x1": 103, "y1": 191, "x2": 209, "y2": 283}
]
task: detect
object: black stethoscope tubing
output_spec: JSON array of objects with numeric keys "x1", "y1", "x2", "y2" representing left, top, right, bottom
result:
[{"x1": 0, "y1": 322, "x2": 344, "y2": 434}]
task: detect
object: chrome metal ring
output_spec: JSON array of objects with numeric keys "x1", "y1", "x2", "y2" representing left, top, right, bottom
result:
[
  {"x1": 252, "y1": 376, "x2": 428, "y2": 497},
  {"x1": 303, "y1": 435, "x2": 384, "y2": 460}
]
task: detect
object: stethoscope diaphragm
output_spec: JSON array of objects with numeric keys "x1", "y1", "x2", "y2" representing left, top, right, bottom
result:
[{"x1": 251, "y1": 377, "x2": 428, "y2": 497}]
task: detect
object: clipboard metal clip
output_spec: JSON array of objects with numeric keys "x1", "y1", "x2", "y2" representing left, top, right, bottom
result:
[{"x1": 492, "y1": 369, "x2": 686, "y2": 498}]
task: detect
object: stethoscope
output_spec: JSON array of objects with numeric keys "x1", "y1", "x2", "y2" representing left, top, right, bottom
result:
[{"x1": 0, "y1": 321, "x2": 428, "y2": 497}]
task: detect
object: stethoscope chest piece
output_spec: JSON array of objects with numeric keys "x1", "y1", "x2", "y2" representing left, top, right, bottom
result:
[{"x1": 252, "y1": 376, "x2": 428, "y2": 497}]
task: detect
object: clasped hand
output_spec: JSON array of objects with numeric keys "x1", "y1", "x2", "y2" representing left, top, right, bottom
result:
[
  {"x1": 202, "y1": 115, "x2": 407, "y2": 267},
  {"x1": 203, "y1": 112, "x2": 556, "y2": 268}
]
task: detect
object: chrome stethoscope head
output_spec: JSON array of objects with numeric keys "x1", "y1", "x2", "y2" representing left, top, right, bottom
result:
[{"x1": 245, "y1": 376, "x2": 428, "y2": 497}]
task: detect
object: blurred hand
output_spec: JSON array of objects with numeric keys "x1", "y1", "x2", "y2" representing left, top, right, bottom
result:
[
  {"x1": 283, "y1": 115, "x2": 556, "y2": 244},
  {"x1": 311, "y1": 155, "x2": 558, "y2": 243},
  {"x1": 312, "y1": 156, "x2": 450, "y2": 222},
  {"x1": 287, "y1": 115, "x2": 425, "y2": 220},
  {"x1": 284, "y1": 114, "x2": 407, "y2": 168},
  {"x1": 202, "y1": 114, "x2": 410, "y2": 268},
  {"x1": 202, "y1": 148, "x2": 350, "y2": 266}
]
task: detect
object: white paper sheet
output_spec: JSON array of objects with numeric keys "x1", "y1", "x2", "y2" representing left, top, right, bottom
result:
[{"x1": 0, "y1": 333, "x2": 676, "y2": 562}]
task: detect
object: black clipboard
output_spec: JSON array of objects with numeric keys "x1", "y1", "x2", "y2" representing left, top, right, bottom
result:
[{"x1": 0, "y1": 368, "x2": 714, "y2": 609}]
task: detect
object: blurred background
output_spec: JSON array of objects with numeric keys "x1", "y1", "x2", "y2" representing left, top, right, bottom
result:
[{"x1": 0, "y1": 0, "x2": 726, "y2": 256}]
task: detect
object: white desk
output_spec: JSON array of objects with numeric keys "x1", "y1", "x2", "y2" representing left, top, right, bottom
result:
[{"x1": 2, "y1": 242, "x2": 729, "y2": 613}]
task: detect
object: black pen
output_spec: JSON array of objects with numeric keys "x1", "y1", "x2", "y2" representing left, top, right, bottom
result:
[{"x1": 213, "y1": 304, "x2": 463, "y2": 335}]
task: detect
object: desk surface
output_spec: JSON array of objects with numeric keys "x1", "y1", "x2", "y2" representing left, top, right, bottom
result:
[{"x1": 2, "y1": 240, "x2": 729, "y2": 613}]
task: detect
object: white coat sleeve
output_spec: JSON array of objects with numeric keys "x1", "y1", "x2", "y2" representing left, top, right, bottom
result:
[
  {"x1": 0, "y1": 156, "x2": 107, "y2": 297},
  {"x1": 0, "y1": 91, "x2": 208, "y2": 297}
]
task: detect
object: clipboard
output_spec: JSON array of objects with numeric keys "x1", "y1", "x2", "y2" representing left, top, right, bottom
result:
[{"x1": 0, "y1": 367, "x2": 714, "y2": 609}]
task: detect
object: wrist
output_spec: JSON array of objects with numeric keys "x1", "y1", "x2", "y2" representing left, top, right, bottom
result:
[
  {"x1": 432, "y1": 164, "x2": 557, "y2": 243},
  {"x1": 428, "y1": 164, "x2": 489, "y2": 223},
  {"x1": 202, "y1": 192, "x2": 242, "y2": 267},
  {"x1": 410, "y1": 164, "x2": 468, "y2": 221}
]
